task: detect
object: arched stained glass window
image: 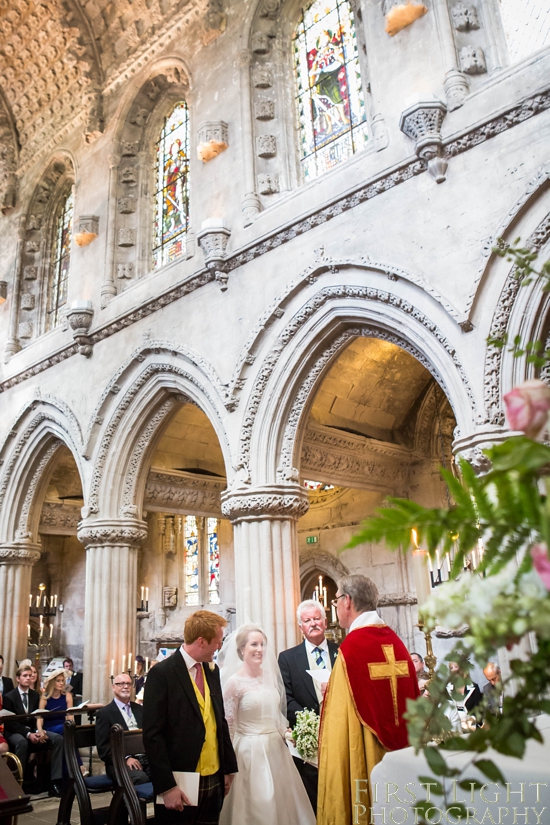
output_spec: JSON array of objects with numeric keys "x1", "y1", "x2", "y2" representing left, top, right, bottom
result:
[
  {"x1": 46, "y1": 189, "x2": 73, "y2": 331},
  {"x1": 293, "y1": 0, "x2": 368, "y2": 181},
  {"x1": 207, "y1": 518, "x2": 220, "y2": 605},
  {"x1": 184, "y1": 515, "x2": 200, "y2": 605},
  {"x1": 153, "y1": 101, "x2": 190, "y2": 269}
]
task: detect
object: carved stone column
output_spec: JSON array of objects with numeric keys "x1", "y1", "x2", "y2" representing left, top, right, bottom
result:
[
  {"x1": 221, "y1": 485, "x2": 309, "y2": 653},
  {"x1": 432, "y1": 0, "x2": 470, "y2": 110},
  {"x1": 0, "y1": 543, "x2": 41, "y2": 679},
  {"x1": 78, "y1": 519, "x2": 147, "y2": 704},
  {"x1": 238, "y1": 50, "x2": 261, "y2": 226},
  {"x1": 100, "y1": 154, "x2": 120, "y2": 309}
]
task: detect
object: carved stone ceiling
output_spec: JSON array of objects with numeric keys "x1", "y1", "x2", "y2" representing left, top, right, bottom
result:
[
  {"x1": 45, "y1": 445, "x2": 83, "y2": 500},
  {"x1": 152, "y1": 402, "x2": 226, "y2": 478},
  {"x1": 309, "y1": 337, "x2": 434, "y2": 445},
  {"x1": 0, "y1": 0, "x2": 210, "y2": 163}
]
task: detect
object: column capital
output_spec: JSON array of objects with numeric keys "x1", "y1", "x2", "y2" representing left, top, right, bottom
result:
[
  {"x1": 452, "y1": 426, "x2": 516, "y2": 473},
  {"x1": 221, "y1": 484, "x2": 309, "y2": 523},
  {"x1": 77, "y1": 518, "x2": 148, "y2": 547},
  {"x1": 0, "y1": 542, "x2": 41, "y2": 565}
]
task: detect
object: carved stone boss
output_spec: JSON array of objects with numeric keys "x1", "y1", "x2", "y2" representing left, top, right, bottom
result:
[{"x1": 399, "y1": 97, "x2": 448, "y2": 183}]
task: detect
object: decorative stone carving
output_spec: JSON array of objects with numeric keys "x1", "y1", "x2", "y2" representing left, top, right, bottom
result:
[
  {"x1": 20, "y1": 294, "x2": 35, "y2": 311},
  {"x1": 257, "y1": 173, "x2": 279, "y2": 195},
  {"x1": 443, "y1": 69, "x2": 470, "y2": 112},
  {"x1": 197, "y1": 121, "x2": 229, "y2": 163},
  {"x1": 39, "y1": 502, "x2": 81, "y2": 534},
  {"x1": 117, "y1": 263, "x2": 135, "y2": 279},
  {"x1": 0, "y1": 544, "x2": 41, "y2": 565},
  {"x1": 120, "y1": 168, "x2": 138, "y2": 185},
  {"x1": 145, "y1": 470, "x2": 224, "y2": 515},
  {"x1": 460, "y1": 45, "x2": 487, "y2": 74},
  {"x1": 221, "y1": 485, "x2": 309, "y2": 523},
  {"x1": 118, "y1": 228, "x2": 135, "y2": 247},
  {"x1": 399, "y1": 97, "x2": 448, "y2": 183},
  {"x1": 121, "y1": 142, "x2": 139, "y2": 157},
  {"x1": 203, "y1": 0, "x2": 226, "y2": 45},
  {"x1": 26, "y1": 241, "x2": 39, "y2": 254},
  {"x1": 451, "y1": 4, "x2": 480, "y2": 31},
  {"x1": 163, "y1": 587, "x2": 178, "y2": 608},
  {"x1": 18, "y1": 322, "x2": 33, "y2": 339},
  {"x1": 66, "y1": 300, "x2": 94, "y2": 357},
  {"x1": 253, "y1": 68, "x2": 273, "y2": 88},
  {"x1": 254, "y1": 99, "x2": 275, "y2": 121},
  {"x1": 23, "y1": 266, "x2": 37, "y2": 280},
  {"x1": 118, "y1": 197, "x2": 136, "y2": 214},
  {"x1": 242, "y1": 193, "x2": 262, "y2": 224},
  {"x1": 197, "y1": 220, "x2": 231, "y2": 266},
  {"x1": 77, "y1": 518, "x2": 148, "y2": 547},
  {"x1": 256, "y1": 135, "x2": 277, "y2": 158},
  {"x1": 259, "y1": 0, "x2": 281, "y2": 19},
  {"x1": 251, "y1": 32, "x2": 270, "y2": 54},
  {"x1": 74, "y1": 215, "x2": 99, "y2": 247}
]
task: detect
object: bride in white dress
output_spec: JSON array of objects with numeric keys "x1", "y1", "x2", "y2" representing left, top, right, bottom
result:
[{"x1": 219, "y1": 624, "x2": 316, "y2": 825}]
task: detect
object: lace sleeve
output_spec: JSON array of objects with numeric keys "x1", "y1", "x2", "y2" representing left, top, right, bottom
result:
[{"x1": 222, "y1": 675, "x2": 240, "y2": 739}]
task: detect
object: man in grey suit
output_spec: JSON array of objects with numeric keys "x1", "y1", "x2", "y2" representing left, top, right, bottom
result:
[{"x1": 278, "y1": 599, "x2": 339, "y2": 813}]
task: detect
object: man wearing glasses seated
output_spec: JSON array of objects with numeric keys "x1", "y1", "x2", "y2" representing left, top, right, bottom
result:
[
  {"x1": 95, "y1": 674, "x2": 150, "y2": 785},
  {"x1": 317, "y1": 575, "x2": 419, "y2": 825}
]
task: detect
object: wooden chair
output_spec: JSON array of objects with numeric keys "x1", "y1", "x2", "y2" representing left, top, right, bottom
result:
[
  {"x1": 57, "y1": 721, "x2": 114, "y2": 825},
  {"x1": 109, "y1": 724, "x2": 154, "y2": 825}
]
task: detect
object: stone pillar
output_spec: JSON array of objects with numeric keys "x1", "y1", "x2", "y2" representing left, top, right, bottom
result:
[
  {"x1": 78, "y1": 519, "x2": 147, "y2": 704},
  {"x1": 221, "y1": 485, "x2": 309, "y2": 653},
  {"x1": 0, "y1": 543, "x2": 41, "y2": 679}
]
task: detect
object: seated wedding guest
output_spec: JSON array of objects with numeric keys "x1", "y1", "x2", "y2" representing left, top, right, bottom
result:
[
  {"x1": 0, "y1": 691, "x2": 9, "y2": 754},
  {"x1": 3, "y1": 665, "x2": 64, "y2": 796},
  {"x1": 95, "y1": 673, "x2": 150, "y2": 785},
  {"x1": 483, "y1": 663, "x2": 503, "y2": 714},
  {"x1": 63, "y1": 658, "x2": 83, "y2": 698},
  {"x1": 134, "y1": 656, "x2": 146, "y2": 695},
  {"x1": 36, "y1": 669, "x2": 87, "y2": 776},
  {"x1": 0, "y1": 655, "x2": 14, "y2": 696},
  {"x1": 419, "y1": 677, "x2": 461, "y2": 732},
  {"x1": 278, "y1": 599, "x2": 339, "y2": 813},
  {"x1": 447, "y1": 661, "x2": 483, "y2": 729},
  {"x1": 29, "y1": 664, "x2": 41, "y2": 693},
  {"x1": 410, "y1": 652, "x2": 429, "y2": 682}
]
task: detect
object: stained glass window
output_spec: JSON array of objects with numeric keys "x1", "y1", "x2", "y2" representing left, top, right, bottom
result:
[
  {"x1": 184, "y1": 515, "x2": 199, "y2": 605},
  {"x1": 153, "y1": 101, "x2": 190, "y2": 270},
  {"x1": 47, "y1": 190, "x2": 73, "y2": 331},
  {"x1": 207, "y1": 518, "x2": 220, "y2": 605},
  {"x1": 303, "y1": 480, "x2": 335, "y2": 491},
  {"x1": 293, "y1": 0, "x2": 368, "y2": 181}
]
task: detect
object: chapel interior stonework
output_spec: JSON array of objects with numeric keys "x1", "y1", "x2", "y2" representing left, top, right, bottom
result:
[{"x1": 0, "y1": 0, "x2": 548, "y2": 703}]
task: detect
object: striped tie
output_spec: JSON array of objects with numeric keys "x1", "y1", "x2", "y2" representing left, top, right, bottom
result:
[{"x1": 313, "y1": 647, "x2": 325, "y2": 668}]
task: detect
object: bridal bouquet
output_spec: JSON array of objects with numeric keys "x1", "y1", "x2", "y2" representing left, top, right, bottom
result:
[{"x1": 293, "y1": 708, "x2": 320, "y2": 762}]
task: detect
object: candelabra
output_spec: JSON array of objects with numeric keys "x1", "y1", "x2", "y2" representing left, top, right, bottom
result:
[
  {"x1": 109, "y1": 656, "x2": 150, "y2": 685},
  {"x1": 28, "y1": 583, "x2": 58, "y2": 667},
  {"x1": 312, "y1": 575, "x2": 343, "y2": 643}
]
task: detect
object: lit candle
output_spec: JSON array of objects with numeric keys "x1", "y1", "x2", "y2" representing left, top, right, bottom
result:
[
  {"x1": 111, "y1": 660, "x2": 114, "y2": 677},
  {"x1": 36, "y1": 595, "x2": 40, "y2": 607},
  {"x1": 54, "y1": 595, "x2": 58, "y2": 607},
  {"x1": 145, "y1": 657, "x2": 149, "y2": 673},
  {"x1": 50, "y1": 624, "x2": 53, "y2": 639},
  {"x1": 122, "y1": 655, "x2": 126, "y2": 673},
  {"x1": 412, "y1": 548, "x2": 431, "y2": 611},
  {"x1": 141, "y1": 586, "x2": 144, "y2": 602},
  {"x1": 27, "y1": 624, "x2": 31, "y2": 638},
  {"x1": 331, "y1": 605, "x2": 337, "y2": 624},
  {"x1": 29, "y1": 594, "x2": 32, "y2": 607},
  {"x1": 128, "y1": 652, "x2": 132, "y2": 672},
  {"x1": 145, "y1": 587, "x2": 149, "y2": 603},
  {"x1": 318, "y1": 575, "x2": 323, "y2": 593},
  {"x1": 323, "y1": 587, "x2": 327, "y2": 608}
]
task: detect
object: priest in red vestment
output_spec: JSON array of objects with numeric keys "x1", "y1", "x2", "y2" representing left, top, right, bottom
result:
[{"x1": 317, "y1": 574, "x2": 419, "y2": 825}]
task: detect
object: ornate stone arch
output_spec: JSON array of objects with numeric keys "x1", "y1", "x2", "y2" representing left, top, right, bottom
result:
[
  {"x1": 101, "y1": 59, "x2": 192, "y2": 306},
  {"x1": 5, "y1": 153, "x2": 76, "y2": 359},
  {"x1": 0, "y1": 398, "x2": 85, "y2": 545},
  {"x1": 0, "y1": 87, "x2": 19, "y2": 214},
  {"x1": 85, "y1": 351, "x2": 233, "y2": 521},
  {"x1": 236, "y1": 270, "x2": 477, "y2": 486},
  {"x1": 299, "y1": 546, "x2": 349, "y2": 599}
]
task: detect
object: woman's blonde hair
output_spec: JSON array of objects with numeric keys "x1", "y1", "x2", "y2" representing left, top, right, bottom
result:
[
  {"x1": 44, "y1": 669, "x2": 67, "y2": 699},
  {"x1": 235, "y1": 624, "x2": 267, "y2": 661}
]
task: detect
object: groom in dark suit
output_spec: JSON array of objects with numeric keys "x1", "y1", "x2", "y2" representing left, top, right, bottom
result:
[
  {"x1": 278, "y1": 599, "x2": 339, "y2": 813},
  {"x1": 143, "y1": 611, "x2": 238, "y2": 825}
]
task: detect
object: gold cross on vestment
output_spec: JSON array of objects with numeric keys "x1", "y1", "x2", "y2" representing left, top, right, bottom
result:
[{"x1": 368, "y1": 644, "x2": 410, "y2": 725}]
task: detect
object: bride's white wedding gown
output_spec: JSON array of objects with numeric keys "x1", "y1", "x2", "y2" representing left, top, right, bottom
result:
[{"x1": 220, "y1": 674, "x2": 316, "y2": 825}]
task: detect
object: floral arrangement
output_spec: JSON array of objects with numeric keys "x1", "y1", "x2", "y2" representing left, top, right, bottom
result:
[
  {"x1": 346, "y1": 240, "x2": 550, "y2": 823},
  {"x1": 293, "y1": 708, "x2": 320, "y2": 761}
]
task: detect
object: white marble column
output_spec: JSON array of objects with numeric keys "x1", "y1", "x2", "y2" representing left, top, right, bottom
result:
[
  {"x1": 78, "y1": 519, "x2": 147, "y2": 705},
  {"x1": 221, "y1": 485, "x2": 309, "y2": 653},
  {"x1": 0, "y1": 543, "x2": 41, "y2": 679}
]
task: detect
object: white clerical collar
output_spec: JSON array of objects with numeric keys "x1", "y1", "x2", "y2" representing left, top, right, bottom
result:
[
  {"x1": 180, "y1": 645, "x2": 200, "y2": 672},
  {"x1": 304, "y1": 638, "x2": 329, "y2": 655},
  {"x1": 349, "y1": 611, "x2": 385, "y2": 632}
]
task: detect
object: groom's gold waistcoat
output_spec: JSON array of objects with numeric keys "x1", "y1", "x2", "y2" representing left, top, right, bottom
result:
[{"x1": 191, "y1": 672, "x2": 220, "y2": 776}]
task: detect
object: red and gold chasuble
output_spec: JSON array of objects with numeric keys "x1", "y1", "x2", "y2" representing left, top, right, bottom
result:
[{"x1": 339, "y1": 625, "x2": 419, "y2": 750}]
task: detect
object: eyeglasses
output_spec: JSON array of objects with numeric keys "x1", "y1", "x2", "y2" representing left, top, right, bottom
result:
[
  {"x1": 113, "y1": 681, "x2": 132, "y2": 687},
  {"x1": 331, "y1": 594, "x2": 347, "y2": 607}
]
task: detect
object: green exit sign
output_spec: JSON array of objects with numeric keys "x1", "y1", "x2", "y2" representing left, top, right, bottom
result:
[{"x1": 306, "y1": 536, "x2": 318, "y2": 544}]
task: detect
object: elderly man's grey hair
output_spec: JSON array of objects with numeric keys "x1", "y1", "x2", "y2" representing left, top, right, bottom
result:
[
  {"x1": 337, "y1": 574, "x2": 379, "y2": 612},
  {"x1": 296, "y1": 598, "x2": 326, "y2": 625}
]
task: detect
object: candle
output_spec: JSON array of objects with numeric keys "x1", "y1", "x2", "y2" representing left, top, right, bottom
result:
[
  {"x1": 128, "y1": 653, "x2": 132, "y2": 672},
  {"x1": 49, "y1": 624, "x2": 53, "y2": 639},
  {"x1": 323, "y1": 587, "x2": 327, "y2": 608},
  {"x1": 27, "y1": 624, "x2": 31, "y2": 638},
  {"x1": 141, "y1": 586, "x2": 144, "y2": 601},
  {"x1": 39, "y1": 625, "x2": 43, "y2": 638},
  {"x1": 54, "y1": 595, "x2": 58, "y2": 607},
  {"x1": 412, "y1": 548, "x2": 432, "y2": 611},
  {"x1": 331, "y1": 605, "x2": 337, "y2": 624},
  {"x1": 122, "y1": 655, "x2": 126, "y2": 673},
  {"x1": 318, "y1": 575, "x2": 323, "y2": 593},
  {"x1": 134, "y1": 660, "x2": 137, "y2": 675},
  {"x1": 111, "y1": 660, "x2": 114, "y2": 677},
  {"x1": 36, "y1": 595, "x2": 40, "y2": 607},
  {"x1": 29, "y1": 594, "x2": 32, "y2": 607},
  {"x1": 145, "y1": 657, "x2": 149, "y2": 673},
  {"x1": 145, "y1": 587, "x2": 149, "y2": 603}
]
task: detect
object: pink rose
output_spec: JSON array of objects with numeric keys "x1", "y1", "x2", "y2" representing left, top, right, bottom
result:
[
  {"x1": 531, "y1": 544, "x2": 550, "y2": 591},
  {"x1": 503, "y1": 379, "x2": 550, "y2": 440}
]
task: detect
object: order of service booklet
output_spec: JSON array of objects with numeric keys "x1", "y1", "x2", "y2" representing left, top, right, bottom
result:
[{"x1": 156, "y1": 772, "x2": 200, "y2": 807}]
